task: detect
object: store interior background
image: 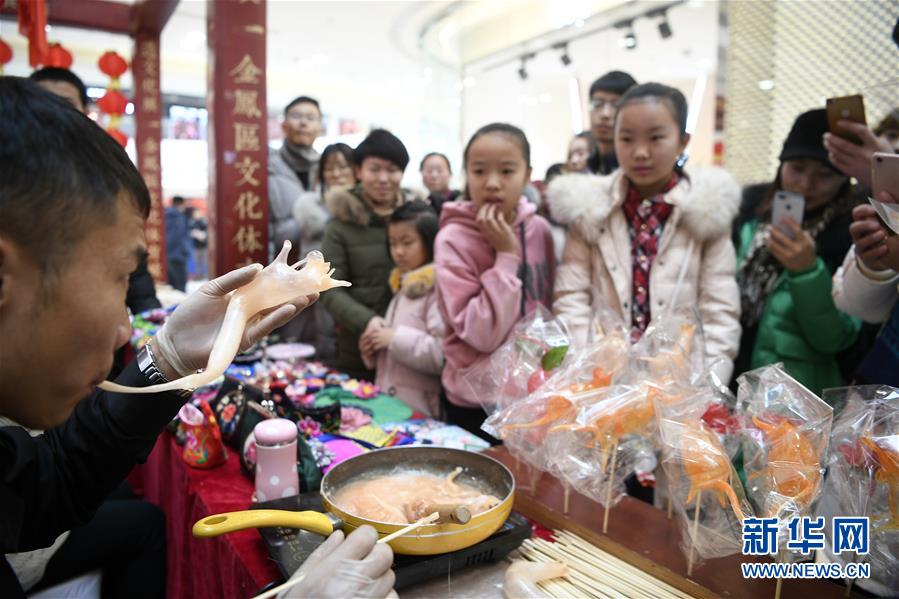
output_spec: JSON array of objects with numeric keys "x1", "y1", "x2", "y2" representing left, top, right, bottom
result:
[{"x1": 2, "y1": 0, "x2": 896, "y2": 208}]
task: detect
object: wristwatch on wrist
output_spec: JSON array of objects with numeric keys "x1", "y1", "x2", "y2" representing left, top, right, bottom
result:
[{"x1": 137, "y1": 341, "x2": 193, "y2": 399}]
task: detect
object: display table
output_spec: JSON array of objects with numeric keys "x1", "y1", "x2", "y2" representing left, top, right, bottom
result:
[
  {"x1": 485, "y1": 446, "x2": 859, "y2": 599},
  {"x1": 130, "y1": 435, "x2": 281, "y2": 599},
  {"x1": 131, "y1": 435, "x2": 861, "y2": 599}
]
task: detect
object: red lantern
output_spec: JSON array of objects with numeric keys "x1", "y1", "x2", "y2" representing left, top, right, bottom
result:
[
  {"x1": 0, "y1": 38, "x2": 12, "y2": 75},
  {"x1": 97, "y1": 90, "x2": 128, "y2": 115},
  {"x1": 96, "y1": 50, "x2": 130, "y2": 146},
  {"x1": 98, "y1": 51, "x2": 128, "y2": 80},
  {"x1": 43, "y1": 43, "x2": 73, "y2": 68}
]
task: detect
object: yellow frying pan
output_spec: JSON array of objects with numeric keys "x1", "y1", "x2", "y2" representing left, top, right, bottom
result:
[{"x1": 192, "y1": 446, "x2": 515, "y2": 555}]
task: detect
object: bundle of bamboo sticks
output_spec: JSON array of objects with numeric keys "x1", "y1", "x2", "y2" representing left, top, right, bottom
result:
[{"x1": 518, "y1": 529, "x2": 693, "y2": 599}]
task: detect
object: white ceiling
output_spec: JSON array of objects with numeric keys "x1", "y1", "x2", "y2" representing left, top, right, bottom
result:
[{"x1": 1, "y1": 0, "x2": 452, "y2": 112}]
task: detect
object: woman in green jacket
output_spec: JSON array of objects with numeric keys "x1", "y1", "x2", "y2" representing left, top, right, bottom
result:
[
  {"x1": 733, "y1": 109, "x2": 863, "y2": 396},
  {"x1": 320, "y1": 129, "x2": 423, "y2": 379}
]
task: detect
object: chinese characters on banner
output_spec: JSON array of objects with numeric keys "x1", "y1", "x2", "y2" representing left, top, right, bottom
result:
[
  {"x1": 207, "y1": 0, "x2": 268, "y2": 276},
  {"x1": 133, "y1": 33, "x2": 166, "y2": 283}
]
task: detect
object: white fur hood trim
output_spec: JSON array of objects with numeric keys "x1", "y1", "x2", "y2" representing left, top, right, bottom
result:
[{"x1": 547, "y1": 166, "x2": 740, "y2": 244}]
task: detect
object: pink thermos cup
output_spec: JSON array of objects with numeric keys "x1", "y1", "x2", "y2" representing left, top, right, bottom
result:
[{"x1": 253, "y1": 418, "x2": 299, "y2": 502}]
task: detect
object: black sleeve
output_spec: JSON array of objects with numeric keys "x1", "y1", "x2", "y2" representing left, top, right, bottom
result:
[
  {"x1": 126, "y1": 256, "x2": 162, "y2": 315},
  {"x1": 0, "y1": 361, "x2": 185, "y2": 553}
]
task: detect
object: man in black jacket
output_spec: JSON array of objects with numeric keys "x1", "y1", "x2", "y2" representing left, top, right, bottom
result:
[
  {"x1": 586, "y1": 70, "x2": 637, "y2": 175},
  {"x1": 0, "y1": 78, "x2": 325, "y2": 597}
]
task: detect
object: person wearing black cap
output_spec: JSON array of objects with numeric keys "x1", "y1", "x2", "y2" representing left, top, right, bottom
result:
[
  {"x1": 733, "y1": 109, "x2": 867, "y2": 395},
  {"x1": 320, "y1": 129, "x2": 424, "y2": 379},
  {"x1": 586, "y1": 70, "x2": 637, "y2": 174}
]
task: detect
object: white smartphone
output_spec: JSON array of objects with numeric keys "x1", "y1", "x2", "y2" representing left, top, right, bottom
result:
[
  {"x1": 872, "y1": 152, "x2": 899, "y2": 201},
  {"x1": 771, "y1": 191, "x2": 805, "y2": 239}
]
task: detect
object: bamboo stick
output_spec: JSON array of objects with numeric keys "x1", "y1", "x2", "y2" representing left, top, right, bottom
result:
[
  {"x1": 251, "y1": 574, "x2": 306, "y2": 599},
  {"x1": 687, "y1": 491, "x2": 702, "y2": 577},
  {"x1": 774, "y1": 549, "x2": 783, "y2": 599},
  {"x1": 602, "y1": 440, "x2": 618, "y2": 534},
  {"x1": 519, "y1": 529, "x2": 693, "y2": 599},
  {"x1": 377, "y1": 512, "x2": 439, "y2": 544},
  {"x1": 563, "y1": 484, "x2": 570, "y2": 514}
]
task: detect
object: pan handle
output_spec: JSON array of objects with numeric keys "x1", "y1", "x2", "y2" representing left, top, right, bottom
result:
[{"x1": 192, "y1": 509, "x2": 337, "y2": 538}]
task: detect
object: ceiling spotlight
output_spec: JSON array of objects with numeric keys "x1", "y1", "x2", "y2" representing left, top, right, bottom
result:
[
  {"x1": 553, "y1": 42, "x2": 572, "y2": 67},
  {"x1": 657, "y1": 10, "x2": 673, "y2": 39},
  {"x1": 517, "y1": 53, "x2": 534, "y2": 81},
  {"x1": 658, "y1": 19, "x2": 672, "y2": 38},
  {"x1": 646, "y1": 8, "x2": 673, "y2": 40},
  {"x1": 624, "y1": 30, "x2": 637, "y2": 49},
  {"x1": 616, "y1": 20, "x2": 637, "y2": 50}
]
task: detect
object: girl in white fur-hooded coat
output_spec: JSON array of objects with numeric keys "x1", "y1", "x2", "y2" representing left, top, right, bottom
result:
[{"x1": 548, "y1": 83, "x2": 742, "y2": 382}]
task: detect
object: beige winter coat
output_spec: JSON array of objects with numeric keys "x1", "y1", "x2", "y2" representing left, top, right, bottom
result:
[{"x1": 548, "y1": 167, "x2": 742, "y2": 382}]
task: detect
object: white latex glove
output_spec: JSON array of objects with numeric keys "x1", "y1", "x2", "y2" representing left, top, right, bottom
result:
[
  {"x1": 155, "y1": 263, "x2": 317, "y2": 377},
  {"x1": 280, "y1": 526, "x2": 396, "y2": 599}
]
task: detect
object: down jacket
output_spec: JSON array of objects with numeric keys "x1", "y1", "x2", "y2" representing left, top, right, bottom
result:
[
  {"x1": 363, "y1": 264, "x2": 445, "y2": 417},
  {"x1": 319, "y1": 184, "x2": 422, "y2": 379},
  {"x1": 435, "y1": 197, "x2": 556, "y2": 408},
  {"x1": 548, "y1": 167, "x2": 742, "y2": 382}
]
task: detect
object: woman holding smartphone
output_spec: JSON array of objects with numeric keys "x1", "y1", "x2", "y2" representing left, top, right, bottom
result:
[{"x1": 733, "y1": 109, "x2": 866, "y2": 395}]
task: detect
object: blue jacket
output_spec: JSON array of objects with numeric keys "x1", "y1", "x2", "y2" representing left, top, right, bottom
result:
[{"x1": 165, "y1": 207, "x2": 191, "y2": 262}]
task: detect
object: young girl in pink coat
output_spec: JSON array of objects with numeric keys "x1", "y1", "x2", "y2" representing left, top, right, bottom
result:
[
  {"x1": 360, "y1": 201, "x2": 446, "y2": 417},
  {"x1": 435, "y1": 123, "x2": 556, "y2": 439}
]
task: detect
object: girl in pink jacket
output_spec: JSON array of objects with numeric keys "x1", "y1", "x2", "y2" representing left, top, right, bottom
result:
[
  {"x1": 360, "y1": 201, "x2": 446, "y2": 417},
  {"x1": 435, "y1": 123, "x2": 556, "y2": 439}
]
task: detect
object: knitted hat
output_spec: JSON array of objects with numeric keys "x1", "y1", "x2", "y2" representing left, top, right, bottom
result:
[
  {"x1": 589, "y1": 71, "x2": 637, "y2": 97},
  {"x1": 779, "y1": 109, "x2": 834, "y2": 169},
  {"x1": 353, "y1": 129, "x2": 410, "y2": 170}
]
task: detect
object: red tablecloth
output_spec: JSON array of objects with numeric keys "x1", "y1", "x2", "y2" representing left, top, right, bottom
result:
[{"x1": 129, "y1": 434, "x2": 282, "y2": 599}]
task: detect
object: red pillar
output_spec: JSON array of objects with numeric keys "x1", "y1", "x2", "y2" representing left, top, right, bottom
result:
[
  {"x1": 206, "y1": 0, "x2": 269, "y2": 276},
  {"x1": 132, "y1": 32, "x2": 166, "y2": 283}
]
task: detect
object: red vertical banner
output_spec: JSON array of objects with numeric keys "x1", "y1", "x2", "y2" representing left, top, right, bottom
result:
[
  {"x1": 133, "y1": 33, "x2": 166, "y2": 283},
  {"x1": 207, "y1": 0, "x2": 268, "y2": 276}
]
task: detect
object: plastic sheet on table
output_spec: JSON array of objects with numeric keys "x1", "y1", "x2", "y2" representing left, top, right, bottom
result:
[
  {"x1": 737, "y1": 364, "x2": 833, "y2": 528},
  {"x1": 817, "y1": 385, "x2": 899, "y2": 591}
]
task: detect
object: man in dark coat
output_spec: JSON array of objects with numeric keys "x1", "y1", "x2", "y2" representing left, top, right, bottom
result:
[
  {"x1": 586, "y1": 70, "x2": 637, "y2": 174},
  {"x1": 0, "y1": 78, "x2": 330, "y2": 598}
]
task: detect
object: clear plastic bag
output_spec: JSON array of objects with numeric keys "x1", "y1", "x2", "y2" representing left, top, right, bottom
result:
[
  {"x1": 737, "y1": 364, "x2": 833, "y2": 525},
  {"x1": 481, "y1": 328, "x2": 629, "y2": 439},
  {"x1": 543, "y1": 385, "x2": 654, "y2": 508},
  {"x1": 464, "y1": 306, "x2": 571, "y2": 416},
  {"x1": 817, "y1": 385, "x2": 899, "y2": 592},
  {"x1": 657, "y1": 392, "x2": 752, "y2": 563},
  {"x1": 632, "y1": 309, "x2": 706, "y2": 386}
]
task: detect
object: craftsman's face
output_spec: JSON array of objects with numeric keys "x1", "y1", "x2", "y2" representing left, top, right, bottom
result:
[
  {"x1": 0, "y1": 196, "x2": 144, "y2": 429},
  {"x1": 36, "y1": 79, "x2": 85, "y2": 113}
]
